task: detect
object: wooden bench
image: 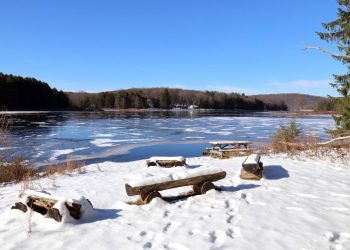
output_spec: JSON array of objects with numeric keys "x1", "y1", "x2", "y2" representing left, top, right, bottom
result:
[
  {"x1": 240, "y1": 154, "x2": 263, "y2": 180},
  {"x1": 11, "y1": 190, "x2": 92, "y2": 222},
  {"x1": 146, "y1": 156, "x2": 186, "y2": 168},
  {"x1": 204, "y1": 141, "x2": 254, "y2": 158},
  {"x1": 125, "y1": 170, "x2": 226, "y2": 204}
]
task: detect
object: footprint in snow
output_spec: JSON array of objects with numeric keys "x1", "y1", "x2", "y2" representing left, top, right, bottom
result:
[
  {"x1": 240, "y1": 193, "x2": 253, "y2": 204},
  {"x1": 226, "y1": 227, "x2": 242, "y2": 239},
  {"x1": 163, "y1": 222, "x2": 171, "y2": 233},
  {"x1": 127, "y1": 231, "x2": 148, "y2": 243},
  {"x1": 143, "y1": 242, "x2": 152, "y2": 249},
  {"x1": 163, "y1": 210, "x2": 170, "y2": 218},
  {"x1": 226, "y1": 215, "x2": 234, "y2": 224},
  {"x1": 208, "y1": 230, "x2": 226, "y2": 245},
  {"x1": 326, "y1": 231, "x2": 350, "y2": 250}
]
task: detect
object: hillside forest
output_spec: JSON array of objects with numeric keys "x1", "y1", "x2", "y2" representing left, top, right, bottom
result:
[{"x1": 1, "y1": 72, "x2": 289, "y2": 111}]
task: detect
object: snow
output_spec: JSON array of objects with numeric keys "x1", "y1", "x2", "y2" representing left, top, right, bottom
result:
[
  {"x1": 148, "y1": 156, "x2": 185, "y2": 162},
  {"x1": 90, "y1": 138, "x2": 147, "y2": 147},
  {"x1": 243, "y1": 154, "x2": 260, "y2": 164},
  {"x1": 1, "y1": 155, "x2": 350, "y2": 250},
  {"x1": 51, "y1": 148, "x2": 87, "y2": 158},
  {"x1": 209, "y1": 141, "x2": 250, "y2": 145},
  {"x1": 128, "y1": 166, "x2": 224, "y2": 187}
]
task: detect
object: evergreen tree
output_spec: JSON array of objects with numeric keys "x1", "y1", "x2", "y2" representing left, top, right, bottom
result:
[
  {"x1": 309, "y1": 0, "x2": 350, "y2": 134},
  {"x1": 160, "y1": 88, "x2": 171, "y2": 109}
]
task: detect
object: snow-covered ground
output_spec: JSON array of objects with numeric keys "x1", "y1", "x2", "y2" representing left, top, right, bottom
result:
[{"x1": 0, "y1": 155, "x2": 349, "y2": 250}]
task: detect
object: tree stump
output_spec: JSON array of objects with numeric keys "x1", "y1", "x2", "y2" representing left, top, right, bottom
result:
[{"x1": 240, "y1": 154, "x2": 263, "y2": 180}]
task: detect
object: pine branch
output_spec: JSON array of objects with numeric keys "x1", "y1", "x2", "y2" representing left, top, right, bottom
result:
[{"x1": 304, "y1": 45, "x2": 350, "y2": 60}]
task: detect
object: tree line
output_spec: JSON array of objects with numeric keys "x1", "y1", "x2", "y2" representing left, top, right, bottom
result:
[
  {"x1": 67, "y1": 88, "x2": 288, "y2": 111},
  {"x1": 0, "y1": 73, "x2": 70, "y2": 110},
  {"x1": 0, "y1": 72, "x2": 288, "y2": 111}
]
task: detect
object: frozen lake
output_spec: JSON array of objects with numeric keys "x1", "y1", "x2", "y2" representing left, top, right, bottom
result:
[{"x1": 0, "y1": 110, "x2": 335, "y2": 166}]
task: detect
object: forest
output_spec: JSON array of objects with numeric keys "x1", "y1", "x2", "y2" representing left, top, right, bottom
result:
[
  {"x1": 67, "y1": 88, "x2": 288, "y2": 111},
  {"x1": 0, "y1": 73, "x2": 70, "y2": 110},
  {"x1": 0, "y1": 72, "x2": 288, "y2": 111}
]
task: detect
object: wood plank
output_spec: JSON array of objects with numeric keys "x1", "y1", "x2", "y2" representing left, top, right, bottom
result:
[{"x1": 125, "y1": 171, "x2": 226, "y2": 196}]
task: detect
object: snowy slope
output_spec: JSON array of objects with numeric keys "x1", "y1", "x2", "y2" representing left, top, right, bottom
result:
[{"x1": 0, "y1": 155, "x2": 349, "y2": 250}]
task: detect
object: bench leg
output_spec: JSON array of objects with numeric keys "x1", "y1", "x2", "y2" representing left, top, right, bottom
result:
[
  {"x1": 141, "y1": 191, "x2": 162, "y2": 204},
  {"x1": 193, "y1": 181, "x2": 215, "y2": 194}
]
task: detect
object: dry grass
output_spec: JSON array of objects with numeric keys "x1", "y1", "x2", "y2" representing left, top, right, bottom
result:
[
  {"x1": 268, "y1": 118, "x2": 350, "y2": 162},
  {"x1": 0, "y1": 157, "x2": 35, "y2": 184},
  {"x1": 271, "y1": 119, "x2": 302, "y2": 153},
  {"x1": 0, "y1": 113, "x2": 8, "y2": 148},
  {"x1": 43, "y1": 154, "x2": 86, "y2": 177}
]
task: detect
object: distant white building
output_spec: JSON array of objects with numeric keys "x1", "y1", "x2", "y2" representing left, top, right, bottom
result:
[{"x1": 188, "y1": 105, "x2": 199, "y2": 110}]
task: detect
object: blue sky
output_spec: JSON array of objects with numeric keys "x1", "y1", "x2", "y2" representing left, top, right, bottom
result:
[{"x1": 0, "y1": 0, "x2": 345, "y2": 96}]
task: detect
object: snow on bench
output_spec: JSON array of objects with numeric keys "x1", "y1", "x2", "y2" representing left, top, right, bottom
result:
[
  {"x1": 125, "y1": 168, "x2": 227, "y2": 204},
  {"x1": 11, "y1": 190, "x2": 93, "y2": 222},
  {"x1": 240, "y1": 154, "x2": 263, "y2": 180},
  {"x1": 146, "y1": 156, "x2": 186, "y2": 167}
]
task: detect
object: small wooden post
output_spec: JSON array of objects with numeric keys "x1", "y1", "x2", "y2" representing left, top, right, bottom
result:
[{"x1": 240, "y1": 154, "x2": 263, "y2": 180}]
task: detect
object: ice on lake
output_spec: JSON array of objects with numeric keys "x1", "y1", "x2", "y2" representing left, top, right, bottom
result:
[{"x1": 0, "y1": 111, "x2": 335, "y2": 166}]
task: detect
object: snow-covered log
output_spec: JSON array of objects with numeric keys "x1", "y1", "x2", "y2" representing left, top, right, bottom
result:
[
  {"x1": 240, "y1": 154, "x2": 263, "y2": 180},
  {"x1": 125, "y1": 170, "x2": 226, "y2": 204},
  {"x1": 146, "y1": 156, "x2": 186, "y2": 167},
  {"x1": 11, "y1": 190, "x2": 92, "y2": 222}
]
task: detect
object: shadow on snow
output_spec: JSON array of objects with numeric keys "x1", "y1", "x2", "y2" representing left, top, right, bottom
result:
[{"x1": 263, "y1": 165, "x2": 289, "y2": 180}]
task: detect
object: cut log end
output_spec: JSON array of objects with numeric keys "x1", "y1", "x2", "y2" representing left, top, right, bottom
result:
[
  {"x1": 193, "y1": 181, "x2": 215, "y2": 194},
  {"x1": 141, "y1": 191, "x2": 162, "y2": 204},
  {"x1": 240, "y1": 169, "x2": 263, "y2": 180},
  {"x1": 11, "y1": 202, "x2": 28, "y2": 213},
  {"x1": 47, "y1": 208, "x2": 62, "y2": 222}
]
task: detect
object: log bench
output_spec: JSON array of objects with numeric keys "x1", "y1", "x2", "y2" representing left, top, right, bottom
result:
[
  {"x1": 125, "y1": 170, "x2": 226, "y2": 204},
  {"x1": 11, "y1": 191, "x2": 92, "y2": 222},
  {"x1": 146, "y1": 156, "x2": 186, "y2": 168},
  {"x1": 240, "y1": 154, "x2": 263, "y2": 180}
]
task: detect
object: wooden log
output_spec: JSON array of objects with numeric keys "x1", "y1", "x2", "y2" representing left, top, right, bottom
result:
[
  {"x1": 11, "y1": 202, "x2": 27, "y2": 213},
  {"x1": 125, "y1": 171, "x2": 227, "y2": 196},
  {"x1": 12, "y1": 194, "x2": 83, "y2": 222},
  {"x1": 47, "y1": 208, "x2": 63, "y2": 222},
  {"x1": 193, "y1": 181, "x2": 215, "y2": 194},
  {"x1": 27, "y1": 195, "x2": 56, "y2": 215},
  {"x1": 141, "y1": 191, "x2": 162, "y2": 204},
  {"x1": 146, "y1": 159, "x2": 186, "y2": 168},
  {"x1": 240, "y1": 168, "x2": 263, "y2": 180},
  {"x1": 242, "y1": 154, "x2": 262, "y2": 172}
]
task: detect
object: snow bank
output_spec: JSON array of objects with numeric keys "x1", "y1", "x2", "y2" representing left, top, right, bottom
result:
[{"x1": 1, "y1": 155, "x2": 350, "y2": 250}]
